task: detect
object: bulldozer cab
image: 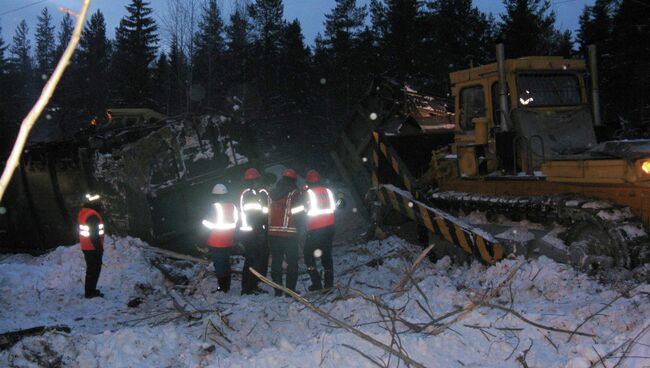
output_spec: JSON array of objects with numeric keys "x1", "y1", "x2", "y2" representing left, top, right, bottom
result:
[{"x1": 450, "y1": 57, "x2": 597, "y2": 175}]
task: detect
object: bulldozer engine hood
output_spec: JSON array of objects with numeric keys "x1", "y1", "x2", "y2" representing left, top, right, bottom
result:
[{"x1": 578, "y1": 140, "x2": 650, "y2": 160}]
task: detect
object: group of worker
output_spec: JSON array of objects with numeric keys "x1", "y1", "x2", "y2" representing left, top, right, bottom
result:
[{"x1": 77, "y1": 167, "x2": 341, "y2": 299}]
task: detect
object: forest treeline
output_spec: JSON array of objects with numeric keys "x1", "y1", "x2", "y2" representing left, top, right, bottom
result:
[{"x1": 0, "y1": 0, "x2": 648, "y2": 155}]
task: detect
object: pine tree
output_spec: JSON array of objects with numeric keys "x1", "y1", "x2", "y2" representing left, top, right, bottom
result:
[
  {"x1": 280, "y1": 19, "x2": 311, "y2": 108},
  {"x1": 35, "y1": 7, "x2": 55, "y2": 78},
  {"x1": 10, "y1": 20, "x2": 33, "y2": 90},
  {"x1": 56, "y1": 14, "x2": 74, "y2": 60},
  {"x1": 324, "y1": 0, "x2": 367, "y2": 54},
  {"x1": 322, "y1": 0, "x2": 367, "y2": 116},
  {"x1": 153, "y1": 52, "x2": 170, "y2": 114},
  {"x1": 168, "y1": 35, "x2": 188, "y2": 114},
  {"x1": 498, "y1": 0, "x2": 560, "y2": 57},
  {"x1": 248, "y1": 0, "x2": 286, "y2": 110},
  {"x1": 193, "y1": 0, "x2": 226, "y2": 109},
  {"x1": 79, "y1": 10, "x2": 111, "y2": 115},
  {"x1": 112, "y1": 0, "x2": 159, "y2": 106},
  {"x1": 225, "y1": 8, "x2": 251, "y2": 96},
  {"x1": 0, "y1": 24, "x2": 7, "y2": 74},
  {"x1": 382, "y1": 0, "x2": 420, "y2": 76},
  {"x1": 423, "y1": 0, "x2": 496, "y2": 94}
]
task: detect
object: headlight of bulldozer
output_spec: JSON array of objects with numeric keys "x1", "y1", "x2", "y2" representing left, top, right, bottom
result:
[{"x1": 642, "y1": 160, "x2": 650, "y2": 174}]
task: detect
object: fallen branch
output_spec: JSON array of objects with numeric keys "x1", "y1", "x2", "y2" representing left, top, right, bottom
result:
[
  {"x1": 394, "y1": 243, "x2": 435, "y2": 296},
  {"x1": 0, "y1": 0, "x2": 91, "y2": 201},
  {"x1": 612, "y1": 322, "x2": 650, "y2": 368},
  {"x1": 250, "y1": 267, "x2": 426, "y2": 368},
  {"x1": 516, "y1": 339, "x2": 533, "y2": 368},
  {"x1": 481, "y1": 303, "x2": 595, "y2": 338},
  {"x1": 0, "y1": 325, "x2": 71, "y2": 350},
  {"x1": 567, "y1": 290, "x2": 631, "y2": 343},
  {"x1": 342, "y1": 343, "x2": 384, "y2": 368}
]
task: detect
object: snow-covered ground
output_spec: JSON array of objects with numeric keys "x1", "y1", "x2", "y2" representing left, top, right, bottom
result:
[{"x1": 1, "y1": 235, "x2": 649, "y2": 367}]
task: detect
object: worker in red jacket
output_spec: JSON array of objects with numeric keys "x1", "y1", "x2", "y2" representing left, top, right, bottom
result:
[
  {"x1": 239, "y1": 168, "x2": 270, "y2": 295},
  {"x1": 78, "y1": 193, "x2": 106, "y2": 299},
  {"x1": 268, "y1": 168, "x2": 304, "y2": 296},
  {"x1": 202, "y1": 183, "x2": 239, "y2": 293},
  {"x1": 302, "y1": 170, "x2": 341, "y2": 291}
]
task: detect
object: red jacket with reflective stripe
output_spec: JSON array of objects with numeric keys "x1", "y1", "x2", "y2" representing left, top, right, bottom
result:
[
  {"x1": 78, "y1": 208, "x2": 105, "y2": 251},
  {"x1": 268, "y1": 190, "x2": 301, "y2": 237},
  {"x1": 305, "y1": 186, "x2": 335, "y2": 231},
  {"x1": 204, "y1": 202, "x2": 238, "y2": 248}
]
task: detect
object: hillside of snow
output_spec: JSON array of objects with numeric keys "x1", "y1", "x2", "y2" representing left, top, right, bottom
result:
[{"x1": 1, "y1": 235, "x2": 649, "y2": 367}]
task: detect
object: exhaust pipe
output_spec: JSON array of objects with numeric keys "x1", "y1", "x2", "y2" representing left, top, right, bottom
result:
[
  {"x1": 496, "y1": 44, "x2": 510, "y2": 131},
  {"x1": 588, "y1": 44, "x2": 602, "y2": 127}
]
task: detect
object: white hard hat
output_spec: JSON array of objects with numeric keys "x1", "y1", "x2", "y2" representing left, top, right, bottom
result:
[{"x1": 211, "y1": 183, "x2": 228, "y2": 195}]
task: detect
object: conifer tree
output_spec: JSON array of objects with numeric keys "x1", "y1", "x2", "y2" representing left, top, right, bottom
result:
[
  {"x1": 56, "y1": 14, "x2": 74, "y2": 60},
  {"x1": 112, "y1": 0, "x2": 159, "y2": 106},
  {"x1": 35, "y1": 7, "x2": 55, "y2": 78},
  {"x1": 193, "y1": 0, "x2": 226, "y2": 109},
  {"x1": 322, "y1": 0, "x2": 367, "y2": 116},
  {"x1": 79, "y1": 10, "x2": 111, "y2": 115},
  {"x1": 498, "y1": 0, "x2": 560, "y2": 57},
  {"x1": 382, "y1": 0, "x2": 420, "y2": 76},
  {"x1": 422, "y1": 0, "x2": 496, "y2": 94},
  {"x1": 153, "y1": 52, "x2": 170, "y2": 114},
  {"x1": 10, "y1": 20, "x2": 33, "y2": 93},
  {"x1": 225, "y1": 8, "x2": 251, "y2": 97},
  {"x1": 280, "y1": 19, "x2": 311, "y2": 108},
  {"x1": 0, "y1": 24, "x2": 6, "y2": 74},
  {"x1": 168, "y1": 35, "x2": 188, "y2": 114},
  {"x1": 248, "y1": 0, "x2": 286, "y2": 110}
]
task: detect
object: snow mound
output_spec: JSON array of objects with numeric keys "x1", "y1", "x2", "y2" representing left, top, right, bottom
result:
[
  {"x1": 0, "y1": 236, "x2": 164, "y2": 334},
  {"x1": 2, "y1": 235, "x2": 649, "y2": 368}
]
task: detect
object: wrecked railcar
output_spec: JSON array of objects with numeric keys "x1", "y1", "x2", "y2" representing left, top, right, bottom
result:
[{"x1": 1, "y1": 109, "x2": 253, "y2": 251}]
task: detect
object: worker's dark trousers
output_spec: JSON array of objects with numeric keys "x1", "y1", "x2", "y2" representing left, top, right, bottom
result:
[
  {"x1": 210, "y1": 247, "x2": 232, "y2": 292},
  {"x1": 83, "y1": 250, "x2": 103, "y2": 296},
  {"x1": 269, "y1": 236, "x2": 299, "y2": 296},
  {"x1": 241, "y1": 232, "x2": 268, "y2": 293},
  {"x1": 304, "y1": 226, "x2": 335, "y2": 290}
]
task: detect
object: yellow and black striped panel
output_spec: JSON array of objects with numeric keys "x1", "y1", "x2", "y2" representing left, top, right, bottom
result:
[
  {"x1": 372, "y1": 131, "x2": 417, "y2": 197},
  {"x1": 377, "y1": 185, "x2": 504, "y2": 265}
]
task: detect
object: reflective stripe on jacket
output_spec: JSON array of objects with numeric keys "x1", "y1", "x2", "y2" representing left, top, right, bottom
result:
[
  {"x1": 268, "y1": 190, "x2": 302, "y2": 237},
  {"x1": 239, "y1": 188, "x2": 270, "y2": 232},
  {"x1": 203, "y1": 202, "x2": 238, "y2": 248},
  {"x1": 78, "y1": 208, "x2": 105, "y2": 251},
  {"x1": 305, "y1": 186, "x2": 336, "y2": 231}
]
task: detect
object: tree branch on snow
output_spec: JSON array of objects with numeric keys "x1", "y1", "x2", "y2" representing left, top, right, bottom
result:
[
  {"x1": 479, "y1": 302, "x2": 595, "y2": 338},
  {"x1": 567, "y1": 287, "x2": 637, "y2": 343},
  {"x1": 394, "y1": 243, "x2": 435, "y2": 296},
  {"x1": 250, "y1": 267, "x2": 427, "y2": 368},
  {"x1": 516, "y1": 338, "x2": 533, "y2": 368},
  {"x1": 0, "y1": 325, "x2": 71, "y2": 350}
]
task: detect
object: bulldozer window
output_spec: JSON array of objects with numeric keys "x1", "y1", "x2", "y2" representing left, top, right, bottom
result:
[
  {"x1": 459, "y1": 85, "x2": 486, "y2": 131},
  {"x1": 516, "y1": 73, "x2": 581, "y2": 107}
]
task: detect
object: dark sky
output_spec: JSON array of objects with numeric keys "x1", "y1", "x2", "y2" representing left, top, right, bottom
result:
[{"x1": 1, "y1": 0, "x2": 594, "y2": 50}]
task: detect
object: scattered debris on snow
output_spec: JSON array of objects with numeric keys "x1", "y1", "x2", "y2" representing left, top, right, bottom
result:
[{"x1": 1, "y1": 236, "x2": 649, "y2": 367}]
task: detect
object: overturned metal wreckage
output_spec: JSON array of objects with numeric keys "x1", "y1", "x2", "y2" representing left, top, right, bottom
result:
[{"x1": 1, "y1": 109, "x2": 254, "y2": 251}]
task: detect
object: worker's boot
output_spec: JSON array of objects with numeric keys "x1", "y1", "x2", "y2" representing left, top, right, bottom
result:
[
  {"x1": 217, "y1": 275, "x2": 231, "y2": 293},
  {"x1": 323, "y1": 269, "x2": 334, "y2": 290},
  {"x1": 307, "y1": 267, "x2": 322, "y2": 291}
]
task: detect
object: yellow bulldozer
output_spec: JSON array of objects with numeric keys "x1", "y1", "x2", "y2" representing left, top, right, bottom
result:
[{"x1": 334, "y1": 44, "x2": 650, "y2": 276}]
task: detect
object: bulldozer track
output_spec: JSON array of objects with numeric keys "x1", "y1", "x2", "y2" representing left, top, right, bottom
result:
[{"x1": 429, "y1": 191, "x2": 650, "y2": 271}]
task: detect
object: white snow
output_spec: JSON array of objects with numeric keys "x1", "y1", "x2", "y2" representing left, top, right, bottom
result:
[{"x1": 1, "y1": 235, "x2": 649, "y2": 368}]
